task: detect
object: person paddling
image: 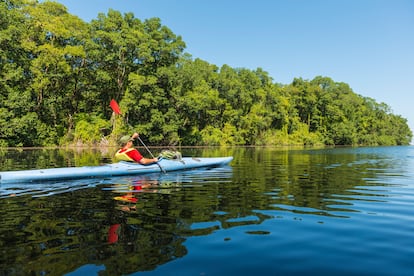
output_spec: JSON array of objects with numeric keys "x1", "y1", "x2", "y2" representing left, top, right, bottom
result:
[{"x1": 115, "y1": 133, "x2": 159, "y2": 164}]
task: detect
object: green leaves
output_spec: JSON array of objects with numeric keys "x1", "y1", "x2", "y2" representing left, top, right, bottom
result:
[
  {"x1": 0, "y1": 1, "x2": 411, "y2": 147},
  {"x1": 73, "y1": 115, "x2": 111, "y2": 145}
]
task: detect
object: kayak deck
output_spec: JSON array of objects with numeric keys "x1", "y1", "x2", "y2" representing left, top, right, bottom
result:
[{"x1": 0, "y1": 156, "x2": 233, "y2": 184}]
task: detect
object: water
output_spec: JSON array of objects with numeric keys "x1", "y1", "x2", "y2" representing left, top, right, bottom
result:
[{"x1": 1, "y1": 146, "x2": 414, "y2": 275}]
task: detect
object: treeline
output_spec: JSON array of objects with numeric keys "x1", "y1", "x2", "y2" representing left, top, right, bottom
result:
[{"x1": 0, "y1": 0, "x2": 412, "y2": 147}]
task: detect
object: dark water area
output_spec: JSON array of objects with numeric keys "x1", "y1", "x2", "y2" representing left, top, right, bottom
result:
[{"x1": 1, "y1": 146, "x2": 414, "y2": 275}]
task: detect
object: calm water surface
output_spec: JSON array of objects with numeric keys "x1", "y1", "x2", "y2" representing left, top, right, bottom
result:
[{"x1": 1, "y1": 146, "x2": 414, "y2": 275}]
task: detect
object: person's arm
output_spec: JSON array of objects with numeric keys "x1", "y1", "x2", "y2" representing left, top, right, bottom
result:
[
  {"x1": 129, "y1": 133, "x2": 158, "y2": 164},
  {"x1": 139, "y1": 157, "x2": 159, "y2": 165},
  {"x1": 126, "y1": 148, "x2": 158, "y2": 164}
]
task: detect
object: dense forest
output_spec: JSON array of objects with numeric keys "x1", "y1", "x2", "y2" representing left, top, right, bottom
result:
[{"x1": 0, "y1": 0, "x2": 412, "y2": 147}]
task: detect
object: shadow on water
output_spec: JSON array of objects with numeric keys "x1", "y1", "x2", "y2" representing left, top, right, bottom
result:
[{"x1": 1, "y1": 146, "x2": 413, "y2": 275}]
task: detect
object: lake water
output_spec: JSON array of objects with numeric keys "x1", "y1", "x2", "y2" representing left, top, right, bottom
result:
[{"x1": 1, "y1": 146, "x2": 414, "y2": 275}]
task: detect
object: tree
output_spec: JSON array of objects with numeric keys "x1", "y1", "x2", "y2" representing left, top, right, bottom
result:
[{"x1": 0, "y1": 2, "x2": 411, "y2": 147}]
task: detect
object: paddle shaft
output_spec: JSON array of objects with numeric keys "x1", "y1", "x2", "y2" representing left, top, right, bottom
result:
[{"x1": 136, "y1": 136, "x2": 166, "y2": 173}]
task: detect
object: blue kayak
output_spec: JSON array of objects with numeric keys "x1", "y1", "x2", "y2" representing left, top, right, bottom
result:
[{"x1": 0, "y1": 156, "x2": 233, "y2": 184}]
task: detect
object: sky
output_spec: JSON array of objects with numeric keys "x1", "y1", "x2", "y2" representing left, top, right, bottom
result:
[{"x1": 50, "y1": 0, "x2": 414, "y2": 138}]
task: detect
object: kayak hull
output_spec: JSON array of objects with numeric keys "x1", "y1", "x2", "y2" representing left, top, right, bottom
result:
[{"x1": 0, "y1": 157, "x2": 233, "y2": 184}]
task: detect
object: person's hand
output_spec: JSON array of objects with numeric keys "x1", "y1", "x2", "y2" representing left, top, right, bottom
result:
[{"x1": 131, "y1": 133, "x2": 139, "y2": 139}]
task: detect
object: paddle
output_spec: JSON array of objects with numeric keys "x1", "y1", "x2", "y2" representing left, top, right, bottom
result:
[
  {"x1": 110, "y1": 99, "x2": 166, "y2": 173},
  {"x1": 110, "y1": 99, "x2": 121, "y2": 115}
]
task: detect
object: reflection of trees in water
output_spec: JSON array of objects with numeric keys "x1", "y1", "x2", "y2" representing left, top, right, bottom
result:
[
  {"x1": 233, "y1": 148, "x2": 395, "y2": 218},
  {"x1": 102, "y1": 208, "x2": 189, "y2": 275},
  {"x1": 0, "y1": 189, "x2": 189, "y2": 275},
  {"x1": 0, "y1": 147, "x2": 402, "y2": 275},
  {"x1": 0, "y1": 148, "x2": 114, "y2": 172}
]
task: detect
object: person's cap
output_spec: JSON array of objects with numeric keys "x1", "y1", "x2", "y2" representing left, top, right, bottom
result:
[{"x1": 119, "y1": 135, "x2": 132, "y2": 145}]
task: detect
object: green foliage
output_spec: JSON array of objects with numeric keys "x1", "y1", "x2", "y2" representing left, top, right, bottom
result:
[
  {"x1": 72, "y1": 114, "x2": 111, "y2": 145},
  {"x1": 0, "y1": 1, "x2": 412, "y2": 147}
]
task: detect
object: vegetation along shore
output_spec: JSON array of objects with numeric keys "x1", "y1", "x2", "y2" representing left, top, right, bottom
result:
[{"x1": 1, "y1": 1, "x2": 412, "y2": 147}]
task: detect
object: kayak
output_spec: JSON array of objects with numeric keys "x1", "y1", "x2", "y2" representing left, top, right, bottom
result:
[
  {"x1": 0, "y1": 156, "x2": 233, "y2": 184},
  {"x1": 1, "y1": 164, "x2": 233, "y2": 198}
]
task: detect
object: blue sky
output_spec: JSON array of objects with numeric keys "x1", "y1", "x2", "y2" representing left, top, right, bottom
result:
[{"x1": 51, "y1": 0, "x2": 414, "y2": 136}]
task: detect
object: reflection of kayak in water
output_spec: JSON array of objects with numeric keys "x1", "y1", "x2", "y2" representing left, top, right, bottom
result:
[
  {"x1": 114, "y1": 195, "x2": 138, "y2": 203},
  {"x1": 107, "y1": 164, "x2": 233, "y2": 202},
  {"x1": 0, "y1": 157, "x2": 233, "y2": 184}
]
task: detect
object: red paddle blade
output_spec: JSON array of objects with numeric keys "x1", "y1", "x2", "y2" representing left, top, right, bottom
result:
[{"x1": 110, "y1": 99, "x2": 121, "y2": 115}]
